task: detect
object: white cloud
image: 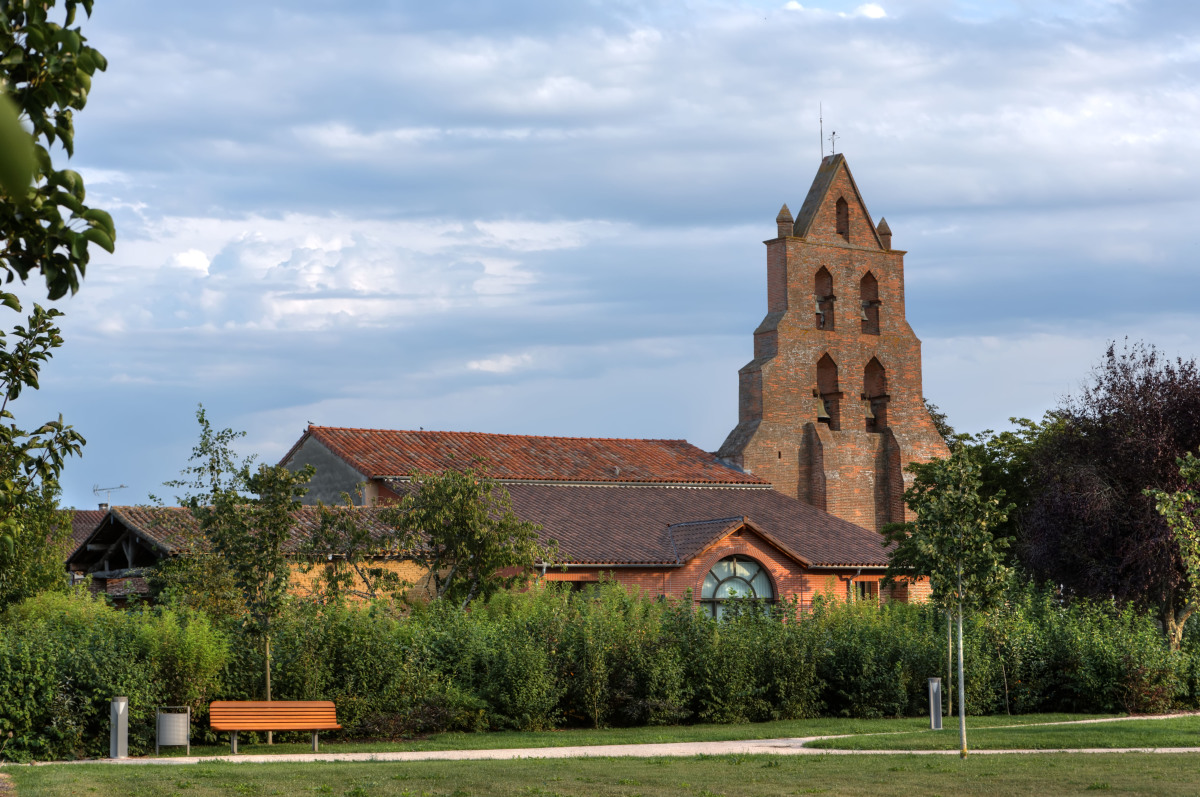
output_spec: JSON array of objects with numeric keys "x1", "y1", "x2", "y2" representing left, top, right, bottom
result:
[
  {"x1": 169, "y1": 248, "x2": 211, "y2": 274},
  {"x1": 855, "y1": 4, "x2": 887, "y2": 18},
  {"x1": 466, "y1": 353, "x2": 535, "y2": 373}
]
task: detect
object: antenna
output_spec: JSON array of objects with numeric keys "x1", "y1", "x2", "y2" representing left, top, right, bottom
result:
[
  {"x1": 819, "y1": 103, "x2": 824, "y2": 159},
  {"x1": 92, "y1": 484, "x2": 128, "y2": 505}
]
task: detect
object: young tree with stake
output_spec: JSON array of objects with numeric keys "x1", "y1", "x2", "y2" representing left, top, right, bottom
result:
[{"x1": 884, "y1": 442, "x2": 1011, "y2": 757}]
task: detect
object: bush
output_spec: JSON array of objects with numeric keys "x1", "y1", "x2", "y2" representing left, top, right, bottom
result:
[
  {"x1": 0, "y1": 589, "x2": 229, "y2": 760},
  {"x1": 2, "y1": 578, "x2": 1197, "y2": 760}
]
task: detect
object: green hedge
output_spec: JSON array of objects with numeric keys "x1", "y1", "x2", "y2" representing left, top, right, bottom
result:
[{"x1": 0, "y1": 582, "x2": 1192, "y2": 760}]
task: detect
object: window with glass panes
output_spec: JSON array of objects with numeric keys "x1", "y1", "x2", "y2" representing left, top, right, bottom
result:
[{"x1": 700, "y1": 555, "x2": 774, "y2": 618}]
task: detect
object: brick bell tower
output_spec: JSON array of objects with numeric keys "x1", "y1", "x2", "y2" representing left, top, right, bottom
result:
[{"x1": 718, "y1": 154, "x2": 949, "y2": 532}]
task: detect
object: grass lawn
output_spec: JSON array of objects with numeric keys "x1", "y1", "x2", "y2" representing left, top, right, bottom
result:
[
  {"x1": 807, "y1": 715, "x2": 1200, "y2": 751},
  {"x1": 10, "y1": 752, "x2": 1200, "y2": 796},
  {"x1": 146, "y1": 713, "x2": 1113, "y2": 759}
]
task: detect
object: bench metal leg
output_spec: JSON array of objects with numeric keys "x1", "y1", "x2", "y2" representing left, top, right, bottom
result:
[
  {"x1": 231, "y1": 731, "x2": 238, "y2": 755},
  {"x1": 312, "y1": 731, "x2": 318, "y2": 753}
]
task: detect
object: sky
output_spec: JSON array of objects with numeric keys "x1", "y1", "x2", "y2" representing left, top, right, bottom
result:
[{"x1": 15, "y1": 0, "x2": 1200, "y2": 509}]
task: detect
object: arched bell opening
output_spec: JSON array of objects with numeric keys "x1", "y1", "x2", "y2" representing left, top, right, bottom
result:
[
  {"x1": 860, "y1": 271, "x2": 880, "y2": 335},
  {"x1": 817, "y1": 353, "x2": 841, "y2": 430},
  {"x1": 863, "y1": 357, "x2": 888, "y2": 432},
  {"x1": 814, "y1": 267, "x2": 835, "y2": 330}
]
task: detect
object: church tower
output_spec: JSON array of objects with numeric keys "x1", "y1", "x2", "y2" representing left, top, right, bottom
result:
[{"x1": 718, "y1": 154, "x2": 949, "y2": 532}]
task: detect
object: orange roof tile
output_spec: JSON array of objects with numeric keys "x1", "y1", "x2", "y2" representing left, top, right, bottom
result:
[{"x1": 290, "y1": 426, "x2": 769, "y2": 486}]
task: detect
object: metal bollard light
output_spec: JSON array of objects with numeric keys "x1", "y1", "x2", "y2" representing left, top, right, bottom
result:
[
  {"x1": 927, "y1": 678, "x2": 943, "y2": 730},
  {"x1": 110, "y1": 697, "x2": 128, "y2": 759}
]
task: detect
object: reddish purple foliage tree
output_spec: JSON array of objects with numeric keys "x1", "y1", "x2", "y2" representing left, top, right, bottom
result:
[{"x1": 1020, "y1": 341, "x2": 1200, "y2": 648}]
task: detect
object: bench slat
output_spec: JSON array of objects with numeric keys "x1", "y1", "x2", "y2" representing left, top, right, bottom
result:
[{"x1": 209, "y1": 701, "x2": 341, "y2": 731}]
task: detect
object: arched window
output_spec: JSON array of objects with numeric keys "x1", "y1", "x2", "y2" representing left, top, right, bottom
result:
[
  {"x1": 863, "y1": 357, "x2": 887, "y2": 432},
  {"x1": 860, "y1": 271, "x2": 880, "y2": 335},
  {"x1": 814, "y1": 267, "x2": 834, "y2": 330},
  {"x1": 817, "y1": 353, "x2": 841, "y2": 430},
  {"x1": 700, "y1": 555, "x2": 775, "y2": 619},
  {"x1": 836, "y1": 197, "x2": 849, "y2": 241}
]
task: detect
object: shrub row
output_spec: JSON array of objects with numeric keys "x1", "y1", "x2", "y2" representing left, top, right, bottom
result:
[{"x1": 0, "y1": 582, "x2": 1195, "y2": 760}]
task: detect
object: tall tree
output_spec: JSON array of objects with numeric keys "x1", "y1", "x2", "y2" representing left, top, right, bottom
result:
[
  {"x1": 1019, "y1": 342, "x2": 1200, "y2": 648},
  {"x1": 883, "y1": 443, "x2": 1012, "y2": 756},
  {"x1": 0, "y1": 1, "x2": 112, "y2": 593},
  {"x1": 168, "y1": 406, "x2": 314, "y2": 726},
  {"x1": 384, "y1": 467, "x2": 555, "y2": 610}
]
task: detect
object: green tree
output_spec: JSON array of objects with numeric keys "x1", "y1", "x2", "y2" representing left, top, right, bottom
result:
[
  {"x1": 297, "y1": 494, "x2": 411, "y2": 605},
  {"x1": 883, "y1": 443, "x2": 1012, "y2": 756},
  {"x1": 1, "y1": 0, "x2": 115, "y2": 300},
  {"x1": 1147, "y1": 451, "x2": 1200, "y2": 647},
  {"x1": 0, "y1": 306, "x2": 82, "y2": 598},
  {"x1": 0, "y1": 481, "x2": 71, "y2": 608},
  {"x1": 0, "y1": 1, "x2": 112, "y2": 596},
  {"x1": 384, "y1": 467, "x2": 555, "y2": 610},
  {"x1": 167, "y1": 406, "x2": 314, "y2": 731}
]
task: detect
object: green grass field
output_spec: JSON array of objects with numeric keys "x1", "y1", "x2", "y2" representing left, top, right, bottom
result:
[
  {"x1": 807, "y1": 715, "x2": 1200, "y2": 751},
  {"x1": 10, "y1": 752, "x2": 1200, "y2": 796},
  {"x1": 148, "y1": 713, "x2": 1114, "y2": 758}
]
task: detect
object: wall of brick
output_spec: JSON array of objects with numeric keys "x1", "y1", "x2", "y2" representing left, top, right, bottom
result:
[
  {"x1": 540, "y1": 524, "x2": 918, "y2": 609},
  {"x1": 720, "y1": 158, "x2": 949, "y2": 530}
]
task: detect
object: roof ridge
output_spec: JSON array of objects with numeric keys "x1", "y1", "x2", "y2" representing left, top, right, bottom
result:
[
  {"x1": 666, "y1": 516, "x2": 745, "y2": 528},
  {"x1": 309, "y1": 426, "x2": 692, "y2": 444}
]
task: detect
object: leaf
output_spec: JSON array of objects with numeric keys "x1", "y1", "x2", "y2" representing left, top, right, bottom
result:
[
  {"x1": 81, "y1": 227, "x2": 113, "y2": 253},
  {"x1": 0, "y1": 92, "x2": 34, "y2": 200}
]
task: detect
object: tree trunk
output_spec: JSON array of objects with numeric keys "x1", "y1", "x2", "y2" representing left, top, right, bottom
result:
[
  {"x1": 266, "y1": 633, "x2": 273, "y2": 746},
  {"x1": 957, "y1": 601, "x2": 967, "y2": 757},
  {"x1": 1163, "y1": 601, "x2": 1197, "y2": 651},
  {"x1": 947, "y1": 611, "x2": 953, "y2": 717}
]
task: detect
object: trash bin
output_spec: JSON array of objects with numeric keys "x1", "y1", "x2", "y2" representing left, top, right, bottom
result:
[{"x1": 156, "y1": 706, "x2": 191, "y2": 755}]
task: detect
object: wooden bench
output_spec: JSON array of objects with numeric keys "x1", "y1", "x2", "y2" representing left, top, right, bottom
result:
[{"x1": 210, "y1": 700, "x2": 341, "y2": 753}]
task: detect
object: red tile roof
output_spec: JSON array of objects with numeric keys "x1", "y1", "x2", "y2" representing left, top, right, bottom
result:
[
  {"x1": 288, "y1": 426, "x2": 769, "y2": 486},
  {"x1": 71, "y1": 509, "x2": 107, "y2": 547}
]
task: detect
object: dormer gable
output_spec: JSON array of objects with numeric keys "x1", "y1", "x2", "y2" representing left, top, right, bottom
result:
[{"x1": 792, "y1": 154, "x2": 885, "y2": 249}]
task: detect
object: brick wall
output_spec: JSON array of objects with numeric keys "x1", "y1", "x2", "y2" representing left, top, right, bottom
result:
[
  {"x1": 720, "y1": 156, "x2": 949, "y2": 530},
  {"x1": 541, "y1": 524, "x2": 922, "y2": 608}
]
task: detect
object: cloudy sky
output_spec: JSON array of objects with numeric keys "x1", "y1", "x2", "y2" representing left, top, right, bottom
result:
[{"x1": 16, "y1": 0, "x2": 1200, "y2": 508}]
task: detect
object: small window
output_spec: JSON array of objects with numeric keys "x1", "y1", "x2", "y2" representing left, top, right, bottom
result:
[
  {"x1": 700, "y1": 555, "x2": 775, "y2": 619},
  {"x1": 855, "y1": 581, "x2": 879, "y2": 601},
  {"x1": 836, "y1": 197, "x2": 849, "y2": 241}
]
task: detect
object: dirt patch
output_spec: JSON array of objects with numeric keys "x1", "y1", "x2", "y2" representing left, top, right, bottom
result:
[{"x1": 0, "y1": 772, "x2": 14, "y2": 795}]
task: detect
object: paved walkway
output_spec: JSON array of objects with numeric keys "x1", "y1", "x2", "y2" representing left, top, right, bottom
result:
[{"x1": 16, "y1": 713, "x2": 1200, "y2": 766}]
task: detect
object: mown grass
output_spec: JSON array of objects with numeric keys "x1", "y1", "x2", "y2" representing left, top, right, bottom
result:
[
  {"x1": 149, "y1": 713, "x2": 1110, "y2": 758},
  {"x1": 808, "y1": 715, "x2": 1200, "y2": 750},
  {"x1": 11, "y1": 752, "x2": 1200, "y2": 796}
]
